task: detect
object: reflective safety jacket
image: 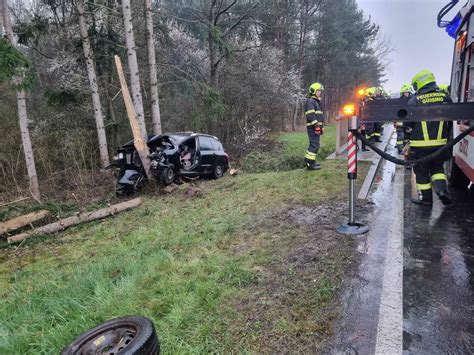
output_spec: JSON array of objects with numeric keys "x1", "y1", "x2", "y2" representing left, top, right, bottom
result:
[
  {"x1": 406, "y1": 83, "x2": 452, "y2": 148},
  {"x1": 304, "y1": 96, "x2": 324, "y2": 127}
]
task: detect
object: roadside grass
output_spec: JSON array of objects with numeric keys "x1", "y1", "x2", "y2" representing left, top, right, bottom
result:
[
  {"x1": 242, "y1": 125, "x2": 336, "y2": 173},
  {"x1": 278, "y1": 125, "x2": 336, "y2": 160},
  {"x1": 0, "y1": 136, "x2": 366, "y2": 353}
]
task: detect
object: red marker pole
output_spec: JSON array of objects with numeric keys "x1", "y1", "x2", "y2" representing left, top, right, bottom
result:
[
  {"x1": 337, "y1": 114, "x2": 369, "y2": 235},
  {"x1": 347, "y1": 131, "x2": 357, "y2": 223}
]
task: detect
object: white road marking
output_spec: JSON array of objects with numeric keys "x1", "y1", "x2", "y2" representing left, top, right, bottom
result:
[{"x1": 374, "y1": 165, "x2": 404, "y2": 355}]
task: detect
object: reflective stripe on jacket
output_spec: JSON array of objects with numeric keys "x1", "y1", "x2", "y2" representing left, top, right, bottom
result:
[
  {"x1": 406, "y1": 84, "x2": 452, "y2": 148},
  {"x1": 304, "y1": 97, "x2": 323, "y2": 126}
]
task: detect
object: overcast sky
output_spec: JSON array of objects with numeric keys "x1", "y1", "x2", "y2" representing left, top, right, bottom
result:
[{"x1": 356, "y1": 0, "x2": 465, "y2": 93}]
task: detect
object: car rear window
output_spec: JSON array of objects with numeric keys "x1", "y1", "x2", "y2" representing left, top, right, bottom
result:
[{"x1": 200, "y1": 137, "x2": 216, "y2": 151}]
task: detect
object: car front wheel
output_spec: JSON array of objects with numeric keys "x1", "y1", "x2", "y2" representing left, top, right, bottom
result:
[
  {"x1": 212, "y1": 163, "x2": 225, "y2": 179},
  {"x1": 160, "y1": 165, "x2": 175, "y2": 185}
]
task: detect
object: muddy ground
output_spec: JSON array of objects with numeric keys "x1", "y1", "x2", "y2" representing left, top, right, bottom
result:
[{"x1": 227, "y1": 199, "x2": 372, "y2": 354}]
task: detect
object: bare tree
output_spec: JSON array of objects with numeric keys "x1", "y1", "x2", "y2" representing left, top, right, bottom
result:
[
  {"x1": 145, "y1": 0, "x2": 162, "y2": 135},
  {"x1": 291, "y1": 0, "x2": 322, "y2": 131},
  {"x1": 77, "y1": 0, "x2": 110, "y2": 168},
  {"x1": 1, "y1": 0, "x2": 41, "y2": 202},
  {"x1": 121, "y1": 0, "x2": 147, "y2": 140}
]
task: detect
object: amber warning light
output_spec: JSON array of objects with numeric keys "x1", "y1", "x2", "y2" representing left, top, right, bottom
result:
[
  {"x1": 342, "y1": 103, "x2": 356, "y2": 116},
  {"x1": 357, "y1": 88, "x2": 366, "y2": 96}
]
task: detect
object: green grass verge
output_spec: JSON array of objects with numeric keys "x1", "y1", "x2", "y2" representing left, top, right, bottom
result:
[
  {"x1": 242, "y1": 126, "x2": 336, "y2": 173},
  {"x1": 0, "y1": 157, "x2": 364, "y2": 353}
]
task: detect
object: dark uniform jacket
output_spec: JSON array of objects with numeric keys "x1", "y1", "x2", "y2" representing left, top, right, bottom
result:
[
  {"x1": 406, "y1": 82, "x2": 452, "y2": 149},
  {"x1": 304, "y1": 97, "x2": 324, "y2": 127}
]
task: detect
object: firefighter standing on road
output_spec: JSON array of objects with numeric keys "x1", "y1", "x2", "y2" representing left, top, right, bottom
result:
[
  {"x1": 406, "y1": 70, "x2": 452, "y2": 206},
  {"x1": 372, "y1": 87, "x2": 386, "y2": 142},
  {"x1": 304, "y1": 82, "x2": 324, "y2": 170},
  {"x1": 395, "y1": 83, "x2": 413, "y2": 154}
]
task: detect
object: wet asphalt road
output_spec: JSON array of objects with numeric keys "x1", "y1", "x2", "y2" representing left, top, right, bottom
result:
[
  {"x1": 333, "y1": 132, "x2": 474, "y2": 354},
  {"x1": 403, "y1": 174, "x2": 474, "y2": 354}
]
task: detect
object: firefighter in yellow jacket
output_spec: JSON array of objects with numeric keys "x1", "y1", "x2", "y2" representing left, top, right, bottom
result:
[
  {"x1": 406, "y1": 70, "x2": 452, "y2": 206},
  {"x1": 304, "y1": 83, "x2": 324, "y2": 170}
]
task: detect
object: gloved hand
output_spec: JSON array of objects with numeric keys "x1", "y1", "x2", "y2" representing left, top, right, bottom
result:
[{"x1": 314, "y1": 122, "x2": 324, "y2": 135}]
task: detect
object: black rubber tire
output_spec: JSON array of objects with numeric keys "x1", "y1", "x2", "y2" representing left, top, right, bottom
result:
[
  {"x1": 212, "y1": 162, "x2": 225, "y2": 179},
  {"x1": 61, "y1": 316, "x2": 159, "y2": 355},
  {"x1": 160, "y1": 165, "x2": 175, "y2": 185},
  {"x1": 446, "y1": 157, "x2": 470, "y2": 189}
]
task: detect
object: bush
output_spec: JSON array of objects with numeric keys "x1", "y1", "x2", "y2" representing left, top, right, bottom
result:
[{"x1": 241, "y1": 127, "x2": 336, "y2": 173}]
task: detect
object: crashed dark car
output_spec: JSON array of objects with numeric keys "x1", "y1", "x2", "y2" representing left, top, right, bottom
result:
[{"x1": 107, "y1": 132, "x2": 229, "y2": 195}]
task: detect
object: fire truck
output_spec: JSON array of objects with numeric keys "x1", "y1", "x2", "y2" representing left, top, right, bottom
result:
[{"x1": 439, "y1": 0, "x2": 474, "y2": 187}]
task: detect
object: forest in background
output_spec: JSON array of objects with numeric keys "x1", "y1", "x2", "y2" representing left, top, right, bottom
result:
[{"x1": 0, "y1": 0, "x2": 387, "y2": 201}]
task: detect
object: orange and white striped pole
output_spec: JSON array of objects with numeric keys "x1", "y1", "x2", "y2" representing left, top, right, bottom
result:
[
  {"x1": 347, "y1": 130, "x2": 357, "y2": 225},
  {"x1": 337, "y1": 104, "x2": 369, "y2": 235},
  {"x1": 347, "y1": 131, "x2": 357, "y2": 180}
]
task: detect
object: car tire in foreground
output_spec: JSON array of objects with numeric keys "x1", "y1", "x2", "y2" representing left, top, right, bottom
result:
[
  {"x1": 61, "y1": 316, "x2": 159, "y2": 355},
  {"x1": 212, "y1": 162, "x2": 225, "y2": 179},
  {"x1": 160, "y1": 165, "x2": 175, "y2": 186}
]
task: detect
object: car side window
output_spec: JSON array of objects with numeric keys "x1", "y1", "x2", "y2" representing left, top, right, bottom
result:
[{"x1": 200, "y1": 137, "x2": 214, "y2": 151}]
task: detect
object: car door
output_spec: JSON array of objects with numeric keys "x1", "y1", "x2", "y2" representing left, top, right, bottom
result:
[
  {"x1": 198, "y1": 137, "x2": 215, "y2": 172},
  {"x1": 179, "y1": 137, "x2": 201, "y2": 172}
]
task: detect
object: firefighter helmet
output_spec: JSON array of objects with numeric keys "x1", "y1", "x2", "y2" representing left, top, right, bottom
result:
[
  {"x1": 439, "y1": 83, "x2": 449, "y2": 94},
  {"x1": 411, "y1": 70, "x2": 436, "y2": 92},
  {"x1": 309, "y1": 82, "x2": 324, "y2": 96},
  {"x1": 400, "y1": 83, "x2": 412, "y2": 94},
  {"x1": 366, "y1": 87, "x2": 376, "y2": 97}
]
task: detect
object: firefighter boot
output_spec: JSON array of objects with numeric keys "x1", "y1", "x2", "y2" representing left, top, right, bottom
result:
[
  {"x1": 305, "y1": 158, "x2": 321, "y2": 170},
  {"x1": 432, "y1": 180, "x2": 452, "y2": 205},
  {"x1": 410, "y1": 189, "x2": 433, "y2": 206}
]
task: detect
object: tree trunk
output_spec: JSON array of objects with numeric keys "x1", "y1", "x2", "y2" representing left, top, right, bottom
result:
[
  {"x1": 77, "y1": 0, "x2": 110, "y2": 168},
  {"x1": 0, "y1": 210, "x2": 49, "y2": 235},
  {"x1": 115, "y1": 55, "x2": 152, "y2": 181},
  {"x1": 1, "y1": 0, "x2": 41, "y2": 202},
  {"x1": 121, "y1": 0, "x2": 147, "y2": 140},
  {"x1": 8, "y1": 197, "x2": 143, "y2": 244},
  {"x1": 145, "y1": 0, "x2": 162, "y2": 135},
  {"x1": 207, "y1": 5, "x2": 218, "y2": 88},
  {"x1": 292, "y1": 1, "x2": 308, "y2": 132}
]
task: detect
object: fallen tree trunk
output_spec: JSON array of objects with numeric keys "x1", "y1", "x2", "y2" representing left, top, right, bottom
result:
[
  {"x1": 0, "y1": 210, "x2": 49, "y2": 235},
  {"x1": 8, "y1": 198, "x2": 142, "y2": 244}
]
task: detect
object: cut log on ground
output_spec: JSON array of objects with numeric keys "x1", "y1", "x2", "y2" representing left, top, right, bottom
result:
[
  {"x1": 7, "y1": 198, "x2": 142, "y2": 244},
  {"x1": 0, "y1": 210, "x2": 49, "y2": 235}
]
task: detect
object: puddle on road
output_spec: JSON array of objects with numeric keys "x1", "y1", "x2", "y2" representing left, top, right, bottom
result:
[{"x1": 403, "y1": 180, "x2": 474, "y2": 354}]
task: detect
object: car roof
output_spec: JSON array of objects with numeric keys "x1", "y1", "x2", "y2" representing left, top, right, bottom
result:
[
  {"x1": 120, "y1": 132, "x2": 220, "y2": 148},
  {"x1": 166, "y1": 132, "x2": 220, "y2": 141}
]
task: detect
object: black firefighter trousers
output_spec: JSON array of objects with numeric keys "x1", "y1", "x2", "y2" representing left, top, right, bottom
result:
[
  {"x1": 305, "y1": 126, "x2": 320, "y2": 162},
  {"x1": 412, "y1": 148, "x2": 449, "y2": 201}
]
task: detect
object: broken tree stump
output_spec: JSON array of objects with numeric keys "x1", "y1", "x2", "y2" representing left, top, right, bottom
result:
[
  {"x1": 7, "y1": 198, "x2": 142, "y2": 244},
  {"x1": 114, "y1": 55, "x2": 152, "y2": 181},
  {"x1": 0, "y1": 210, "x2": 49, "y2": 235}
]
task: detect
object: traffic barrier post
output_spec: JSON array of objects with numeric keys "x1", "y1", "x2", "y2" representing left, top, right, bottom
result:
[{"x1": 337, "y1": 113, "x2": 370, "y2": 235}]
